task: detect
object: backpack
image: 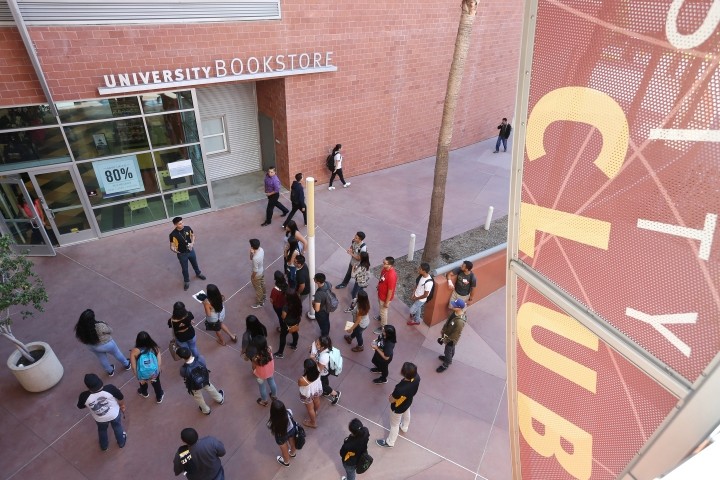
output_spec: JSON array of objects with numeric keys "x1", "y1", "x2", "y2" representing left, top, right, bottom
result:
[
  {"x1": 327, "y1": 347, "x2": 343, "y2": 376},
  {"x1": 416, "y1": 275, "x2": 436, "y2": 302},
  {"x1": 326, "y1": 153, "x2": 335, "y2": 171},
  {"x1": 176, "y1": 445, "x2": 196, "y2": 474},
  {"x1": 136, "y1": 349, "x2": 159, "y2": 380},
  {"x1": 186, "y1": 363, "x2": 210, "y2": 391},
  {"x1": 323, "y1": 283, "x2": 339, "y2": 312}
]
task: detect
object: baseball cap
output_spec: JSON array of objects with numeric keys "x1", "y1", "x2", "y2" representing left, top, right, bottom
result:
[{"x1": 450, "y1": 298, "x2": 466, "y2": 309}]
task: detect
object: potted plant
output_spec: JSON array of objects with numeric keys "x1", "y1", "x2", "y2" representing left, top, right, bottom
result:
[{"x1": 0, "y1": 236, "x2": 63, "y2": 392}]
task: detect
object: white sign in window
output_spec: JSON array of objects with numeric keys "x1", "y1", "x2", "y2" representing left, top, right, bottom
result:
[
  {"x1": 202, "y1": 116, "x2": 228, "y2": 154},
  {"x1": 168, "y1": 159, "x2": 193, "y2": 179},
  {"x1": 92, "y1": 155, "x2": 144, "y2": 196}
]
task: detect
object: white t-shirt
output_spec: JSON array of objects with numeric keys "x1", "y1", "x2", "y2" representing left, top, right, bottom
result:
[
  {"x1": 252, "y1": 247, "x2": 264, "y2": 275},
  {"x1": 414, "y1": 274, "x2": 433, "y2": 303},
  {"x1": 310, "y1": 341, "x2": 330, "y2": 376},
  {"x1": 334, "y1": 152, "x2": 343, "y2": 170}
]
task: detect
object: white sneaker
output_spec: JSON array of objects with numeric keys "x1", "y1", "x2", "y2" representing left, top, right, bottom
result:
[
  {"x1": 343, "y1": 182, "x2": 351, "y2": 188},
  {"x1": 328, "y1": 186, "x2": 335, "y2": 190}
]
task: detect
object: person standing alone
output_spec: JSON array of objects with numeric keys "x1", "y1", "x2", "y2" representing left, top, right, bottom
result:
[
  {"x1": 261, "y1": 166, "x2": 288, "y2": 226},
  {"x1": 494, "y1": 117, "x2": 512, "y2": 153},
  {"x1": 328, "y1": 144, "x2": 350, "y2": 190},
  {"x1": 169, "y1": 217, "x2": 206, "y2": 291}
]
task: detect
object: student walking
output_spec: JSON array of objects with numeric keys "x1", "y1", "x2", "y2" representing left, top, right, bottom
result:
[
  {"x1": 376, "y1": 362, "x2": 421, "y2": 448},
  {"x1": 77, "y1": 373, "x2": 127, "y2": 451},
  {"x1": 177, "y1": 347, "x2": 225, "y2": 415},
  {"x1": 335, "y1": 232, "x2": 367, "y2": 289},
  {"x1": 261, "y1": 166, "x2": 288, "y2": 226},
  {"x1": 298, "y1": 358, "x2": 322, "y2": 428},
  {"x1": 130, "y1": 331, "x2": 164, "y2": 403},
  {"x1": 282, "y1": 173, "x2": 307, "y2": 227},
  {"x1": 268, "y1": 400, "x2": 298, "y2": 467},
  {"x1": 328, "y1": 144, "x2": 351, "y2": 190},
  {"x1": 74, "y1": 309, "x2": 130, "y2": 377},
  {"x1": 340, "y1": 419, "x2": 370, "y2": 480},
  {"x1": 310, "y1": 336, "x2": 341, "y2": 405},
  {"x1": 202, "y1": 284, "x2": 237, "y2": 346}
]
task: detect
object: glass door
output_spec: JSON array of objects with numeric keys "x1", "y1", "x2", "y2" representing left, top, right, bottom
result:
[
  {"x1": 0, "y1": 175, "x2": 55, "y2": 256},
  {"x1": 27, "y1": 166, "x2": 97, "y2": 245}
]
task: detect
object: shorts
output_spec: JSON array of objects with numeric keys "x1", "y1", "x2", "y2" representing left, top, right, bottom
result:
[{"x1": 275, "y1": 424, "x2": 297, "y2": 445}]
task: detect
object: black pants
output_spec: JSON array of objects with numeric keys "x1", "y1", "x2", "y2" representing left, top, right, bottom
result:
[
  {"x1": 341, "y1": 263, "x2": 353, "y2": 286},
  {"x1": 277, "y1": 322, "x2": 299, "y2": 355},
  {"x1": 329, "y1": 168, "x2": 346, "y2": 187},
  {"x1": 320, "y1": 374, "x2": 333, "y2": 395},
  {"x1": 316, "y1": 310, "x2": 330, "y2": 337},
  {"x1": 372, "y1": 352, "x2": 391, "y2": 381},
  {"x1": 265, "y1": 192, "x2": 288, "y2": 223},
  {"x1": 283, "y1": 202, "x2": 307, "y2": 227}
]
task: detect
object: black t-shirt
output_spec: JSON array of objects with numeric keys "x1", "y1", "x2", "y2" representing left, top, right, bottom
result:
[
  {"x1": 295, "y1": 265, "x2": 310, "y2": 295},
  {"x1": 452, "y1": 268, "x2": 476, "y2": 296},
  {"x1": 169, "y1": 226, "x2": 194, "y2": 253},
  {"x1": 169, "y1": 312, "x2": 196, "y2": 342},
  {"x1": 282, "y1": 305, "x2": 300, "y2": 327},
  {"x1": 390, "y1": 374, "x2": 421, "y2": 413}
]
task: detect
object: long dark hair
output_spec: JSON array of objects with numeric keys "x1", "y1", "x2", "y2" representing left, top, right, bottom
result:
[
  {"x1": 245, "y1": 315, "x2": 267, "y2": 338},
  {"x1": 74, "y1": 309, "x2": 100, "y2": 345},
  {"x1": 135, "y1": 331, "x2": 159, "y2": 354},
  {"x1": 285, "y1": 290, "x2": 302, "y2": 319},
  {"x1": 253, "y1": 335, "x2": 272, "y2": 366},
  {"x1": 383, "y1": 324, "x2": 397, "y2": 343},
  {"x1": 285, "y1": 237, "x2": 299, "y2": 263},
  {"x1": 303, "y1": 358, "x2": 320, "y2": 382},
  {"x1": 285, "y1": 220, "x2": 299, "y2": 239},
  {"x1": 348, "y1": 418, "x2": 369, "y2": 439},
  {"x1": 318, "y1": 335, "x2": 332, "y2": 351},
  {"x1": 172, "y1": 301, "x2": 188, "y2": 319},
  {"x1": 358, "y1": 251, "x2": 370, "y2": 270},
  {"x1": 269, "y1": 399, "x2": 290, "y2": 437},
  {"x1": 206, "y1": 284, "x2": 224, "y2": 313},
  {"x1": 273, "y1": 270, "x2": 288, "y2": 292},
  {"x1": 356, "y1": 290, "x2": 370, "y2": 316}
]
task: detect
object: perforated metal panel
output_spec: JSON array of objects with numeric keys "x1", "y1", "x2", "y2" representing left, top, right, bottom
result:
[{"x1": 0, "y1": 0, "x2": 280, "y2": 25}]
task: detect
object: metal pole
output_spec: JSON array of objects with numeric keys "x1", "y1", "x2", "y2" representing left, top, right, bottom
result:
[
  {"x1": 484, "y1": 206, "x2": 494, "y2": 230},
  {"x1": 306, "y1": 177, "x2": 316, "y2": 319},
  {"x1": 408, "y1": 233, "x2": 416, "y2": 261}
]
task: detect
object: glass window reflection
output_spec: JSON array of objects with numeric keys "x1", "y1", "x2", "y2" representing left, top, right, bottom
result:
[
  {"x1": 65, "y1": 118, "x2": 149, "y2": 160},
  {"x1": 153, "y1": 145, "x2": 206, "y2": 191},
  {"x1": 94, "y1": 195, "x2": 167, "y2": 233},
  {"x1": 164, "y1": 186, "x2": 211, "y2": 217},
  {"x1": 147, "y1": 111, "x2": 199, "y2": 148},
  {"x1": 0, "y1": 105, "x2": 57, "y2": 130},
  {"x1": 0, "y1": 128, "x2": 71, "y2": 172},
  {"x1": 141, "y1": 91, "x2": 194, "y2": 114},
  {"x1": 57, "y1": 97, "x2": 141, "y2": 123},
  {"x1": 77, "y1": 153, "x2": 159, "y2": 206}
]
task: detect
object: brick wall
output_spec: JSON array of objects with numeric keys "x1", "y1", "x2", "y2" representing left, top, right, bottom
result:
[{"x1": 0, "y1": 0, "x2": 525, "y2": 184}]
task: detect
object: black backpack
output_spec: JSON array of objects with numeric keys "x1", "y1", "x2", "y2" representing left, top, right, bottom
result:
[
  {"x1": 326, "y1": 153, "x2": 335, "y2": 171},
  {"x1": 186, "y1": 363, "x2": 210, "y2": 392},
  {"x1": 416, "y1": 275, "x2": 435, "y2": 302}
]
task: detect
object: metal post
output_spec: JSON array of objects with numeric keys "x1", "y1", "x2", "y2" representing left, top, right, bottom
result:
[
  {"x1": 306, "y1": 177, "x2": 316, "y2": 319},
  {"x1": 484, "y1": 206, "x2": 494, "y2": 230},
  {"x1": 408, "y1": 233, "x2": 416, "y2": 261}
]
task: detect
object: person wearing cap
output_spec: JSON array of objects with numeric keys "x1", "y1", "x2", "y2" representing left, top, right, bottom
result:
[
  {"x1": 76, "y1": 373, "x2": 127, "y2": 451},
  {"x1": 169, "y1": 217, "x2": 207, "y2": 291},
  {"x1": 436, "y1": 299, "x2": 467, "y2": 373}
]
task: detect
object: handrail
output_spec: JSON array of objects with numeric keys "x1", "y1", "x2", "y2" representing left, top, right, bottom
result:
[{"x1": 431, "y1": 242, "x2": 507, "y2": 277}]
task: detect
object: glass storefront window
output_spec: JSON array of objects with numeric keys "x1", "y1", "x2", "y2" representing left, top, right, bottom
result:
[
  {"x1": 141, "y1": 91, "x2": 194, "y2": 114},
  {"x1": 77, "y1": 153, "x2": 159, "y2": 206},
  {"x1": 0, "y1": 105, "x2": 57, "y2": 130},
  {"x1": 153, "y1": 145, "x2": 206, "y2": 191},
  {"x1": 147, "y1": 111, "x2": 199, "y2": 148},
  {"x1": 0, "y1": 128, "x2": 72, "y2": 172},
  {"x1": 93, "y1": 195, "x2": 167, "y2": 233},
  {"x1": 65, "y1": 118, "x2": 149, "y2": 160},
  {"x1": 57, "y1": 97, "x2": 141, "y2": 123},
  {"x1": 163, "y1": 186, "x2": 211, "y2": 217}
]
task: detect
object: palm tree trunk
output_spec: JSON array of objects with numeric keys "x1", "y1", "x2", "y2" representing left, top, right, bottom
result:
[{"x1": 422, "y1": 0, "x2": 479, "y2": 264}]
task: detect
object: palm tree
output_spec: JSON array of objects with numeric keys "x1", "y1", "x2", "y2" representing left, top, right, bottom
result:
[{"x1": 422, "y1": 0, "x2": 479, "y2": 264}]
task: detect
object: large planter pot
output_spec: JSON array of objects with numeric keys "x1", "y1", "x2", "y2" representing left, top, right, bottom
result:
[{"x1": 7, "y1": 341, "x2": 64, "y2": 392}]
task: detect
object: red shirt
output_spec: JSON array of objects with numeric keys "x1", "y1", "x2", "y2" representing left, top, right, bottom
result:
[
  {"x1": 270, "y1": 287, "x2": 286, "y2": 309},
  {"x1": 377, "y1": 267, "x2": 397, "y2": 302}
]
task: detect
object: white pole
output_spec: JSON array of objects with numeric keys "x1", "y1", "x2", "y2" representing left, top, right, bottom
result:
[
  {"x1": 306, "y1": 176, "x2": 316, "y2": 319},
  {"x1": 484, "y1": 206, "x2": 494, "y2": 230},
  {"x1": 408, "y1": 233, "x2": 416, "y2": 261}
]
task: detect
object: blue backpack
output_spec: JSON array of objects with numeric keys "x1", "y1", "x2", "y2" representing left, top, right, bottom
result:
[{"x1": 137, "y1": 349, "x2": 159, "y2": 380}]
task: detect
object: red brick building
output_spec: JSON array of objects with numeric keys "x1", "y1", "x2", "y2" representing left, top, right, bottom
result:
[{"x1": 0, "y1": 0, "x2": 523, "y2": 251}]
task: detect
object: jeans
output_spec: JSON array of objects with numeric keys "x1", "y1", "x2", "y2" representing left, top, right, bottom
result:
[
  {"x1": 386, "y1": 409, "x2": 411, "y2": 446},
  {"x1": 350, "y1": 325, "x2": 366, "y2": 347},
  {"x1": 175, "y1": 336, "x2": 201, "y2": 360},
  {"x1": 316, "y1": 310, "x2": 330, "y2": 337},
  {"x1": 257, "y1": 376, "x2": 278, "y2": 401},
  {"x1": 283, "y1": 202, "x2": 307, "y2": 227},
  {"x1": 343, "y1": 462, "x2": 357, "y2": 480},
  {"x1": 192, "y1": 383, "x2": 223, "y2": 414},
  {"x1": 88, "y1": 339, "x2": 128, "y2": 375},
  {"x1": 251, "y1": 273, "x2": 265, "y2": 304},
  {"x1": 495, "y1": 136, "x2": 508, "y2": 152},
  {"x1": 286, "y1": 264, "x2": 297, "y2": 287},
  {"x1": 177, "y1": 250, "x2": 201, "y2": 283},
  {"x1": 409, "y1": 300, "x2": 426, "y2": 324},
  {"x1": 277, "y1": 322, "x2": 299, "y2": 355},
  {"x1": 329, "y1": 168, "x2": 346, "y2": 187},
  {"x1": 138, "y1": 375, "x2": 164, "y2": 401},
  {"x1": 351, "y1": 282, "x2": 366, "y2": 300},
  {"x1": 96, "y1": 412, "x2": 125, "y2": 450},
  {"x1": 265, "y1": 192, "x2": 288, "y2": 223}
]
